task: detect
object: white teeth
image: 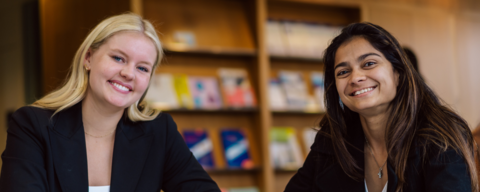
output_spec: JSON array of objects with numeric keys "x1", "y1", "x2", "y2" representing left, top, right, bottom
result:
[
  {"x1": 112, "y1": 82, "x2": 129, "y2": 91},
  {"x1": 354, "y1": 87, "x2": 373, "y2": 96}
]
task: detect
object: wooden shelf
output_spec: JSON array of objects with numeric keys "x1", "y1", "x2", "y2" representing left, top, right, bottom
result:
[
  {"x1": 206, "y1": 167, "x2": 262, "y2": 174},
  {"x1": 162, "y1": 108, "x2": 258, "y2": 114},
  {"x1": 270, "y1": 55, "x2": 323, "y2": 62},
  {"x1": 164, "y1": 46, "x2": 257, "y2": 57},
  {"x1": 272, "y1": 110, "x2": 324, "y2": 115}
]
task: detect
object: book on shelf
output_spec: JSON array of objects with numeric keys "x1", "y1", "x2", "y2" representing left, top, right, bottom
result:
[
  {"x1": 266, "y1": 19, "x2": 288, "y2": 57},
  {"x1": 182, "y1": 128, "x2": 215, "y2": 168},
  {"x1": 220, "y1": 128, "x2": 254, "y2": 169},
  {"x1": 144, "y1": 73, "x2": 180, "y2": 110},
  {"x1": 302, "y1": 127, "x2": 318, "y2": 154},
  {"x1": 188, "y1": 76, "x2": 222, "y2": 109},
  {"x1": 218, "y1": 68, "x2": 257, "y2": 109},
  {"x1": 270, "y1": 127, "x2": 304, "y2": 170},
  {"x1": 278, "y1": 70, "x2": 309, "y2": 110},
  {"x1": 266, "y1": 19, "x2": 342, "y2": 59},
  {"x1": 173, "y1": 74, "x2": 194, "y2": 109},
  {"x1": 268, "y1": 78, "x2": 288, "y2": 110},
  {"x1": 311, "y1": 71, "x2": 326, "y2": 112}
]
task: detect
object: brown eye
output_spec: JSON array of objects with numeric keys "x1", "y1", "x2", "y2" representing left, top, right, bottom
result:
[{"x1": 364, "y1": 62, "x2": 375, "y2": 67}]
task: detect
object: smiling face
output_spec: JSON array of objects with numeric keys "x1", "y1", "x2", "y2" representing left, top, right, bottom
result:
[
  {"x1": 334, "y1": 37, "x2": 399, "y2": 116},
  {"x1": 84, "y1": 31, "x2": 157, "y2": 110}
]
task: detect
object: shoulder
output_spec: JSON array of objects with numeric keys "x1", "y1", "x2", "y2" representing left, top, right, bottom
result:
[
  {"x1": 10, "y1": 106, "x2": 54, "y2": 128},
  {"x1": 310, "y1": 130, "x2": 334, "y2": 155}
]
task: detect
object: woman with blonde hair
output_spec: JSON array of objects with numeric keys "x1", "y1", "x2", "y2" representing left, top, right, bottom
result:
[{"x1": 0, "y1": 13, "x2": 220, "y2": 192}]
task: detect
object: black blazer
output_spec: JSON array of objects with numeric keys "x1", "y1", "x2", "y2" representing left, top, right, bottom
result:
[
  {"x1": 285, "y1": 125, "x2": 472, "y2": 192},
  {"x1": 0, "y1": 103, "x2": 221, "y2": 192}
]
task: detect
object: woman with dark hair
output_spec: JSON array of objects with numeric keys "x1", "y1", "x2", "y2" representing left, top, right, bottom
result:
[{"x1": 284, "y1": 22, "x2": 478, "y2": 192}]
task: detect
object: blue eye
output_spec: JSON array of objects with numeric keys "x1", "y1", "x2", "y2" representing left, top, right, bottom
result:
[
  {"x1": 112, "y1": 56, "x2": 124, "y2": 63},
  {"x1": 137, "y1": 66, "x2": 149, "y2": 72}
]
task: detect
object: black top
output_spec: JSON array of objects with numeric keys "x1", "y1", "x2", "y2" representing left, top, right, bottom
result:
[
  {"x1": 285, "y1": 124, "x2": 472, "y2": 192},
  {"x1": 0, "y1": 103, "x2": 221, "y2": 192}
]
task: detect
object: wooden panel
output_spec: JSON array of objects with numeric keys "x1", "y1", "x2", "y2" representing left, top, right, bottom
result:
[
  {"x1": 209, "y1": 171, "x2": 260, "y2": 189},
  {"x1": 40, "y1": 0, "x2": 130, "y2": 95},
  {"x1": 274, "y1": 171, "x2": 296, "y2": 192},
  {"x1": 268, "y1": 0, "x2": 360, "y2": 25},
  {"x1": 143, "y1": 0, "x2": 255, "y2": 50}
]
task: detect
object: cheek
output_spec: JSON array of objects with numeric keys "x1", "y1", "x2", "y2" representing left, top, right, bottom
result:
[{"x1": 135, "y1": 76, "x2": 151, "y2": 93}]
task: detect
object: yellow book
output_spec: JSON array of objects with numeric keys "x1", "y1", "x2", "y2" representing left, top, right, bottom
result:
[{"x1": 173, "y1": 74, "x2": 194, "y2": 109}]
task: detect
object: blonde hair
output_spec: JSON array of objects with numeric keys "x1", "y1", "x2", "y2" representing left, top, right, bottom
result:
[{"x1": 33, "y1": 13, "x2": 162, "y2": 121}]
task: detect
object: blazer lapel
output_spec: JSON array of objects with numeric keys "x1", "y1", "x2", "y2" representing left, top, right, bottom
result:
[
  {"x1": 110, "y1": 117, "x2": 154, "y2": 192},
  {"x1": 48, "y1": 103, "x2": 89, "y2": 192},
  {"x1": 387, "y1": 163, "x2": 398, "y2": 192}
]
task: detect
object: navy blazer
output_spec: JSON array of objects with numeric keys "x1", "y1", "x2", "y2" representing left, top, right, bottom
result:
[
  {"x1": 285, "y1": 125, "x2": 472, "y2": 192},
  {"x1": 0, "y1": 103, "x2": 221, "y2": 192}
]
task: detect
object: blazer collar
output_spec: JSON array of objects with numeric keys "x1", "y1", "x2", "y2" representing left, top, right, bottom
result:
[
  {"x1": 48, "y1": 102, "x2": 154, "y2": 192},
  {"x1": 313, "y1": 123, "x2": 400, "y2": 192}
]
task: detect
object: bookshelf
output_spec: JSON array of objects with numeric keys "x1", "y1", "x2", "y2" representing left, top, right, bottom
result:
[{"x1": 40, "y1": 0, "x2": 361, "y2": 191}]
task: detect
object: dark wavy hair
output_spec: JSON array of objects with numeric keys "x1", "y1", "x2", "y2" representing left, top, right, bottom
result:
[{"x1": 318, "y1": 22, "x2": 478, "y2": 191}]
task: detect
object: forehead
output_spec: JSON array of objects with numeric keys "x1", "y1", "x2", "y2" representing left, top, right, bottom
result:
[
  {"x1": 103, "y1": 31, "x2": 157, "y2": 63},
  {"x1": 334, "y1": 37, "x2": 381, "y2": 66}
]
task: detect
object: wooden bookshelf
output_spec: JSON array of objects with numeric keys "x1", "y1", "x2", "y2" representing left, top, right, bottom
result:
[{"x1": 40, "y1": 0, "x2": 361, "y2": 191}]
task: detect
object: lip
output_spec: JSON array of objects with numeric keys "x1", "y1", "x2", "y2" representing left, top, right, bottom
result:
[
  {"x1": 349, "y1": 85, "x2": 377, "y2": 96},
  {"x1": 108, "y1": 80, "x2": 133, "y2": 93}
]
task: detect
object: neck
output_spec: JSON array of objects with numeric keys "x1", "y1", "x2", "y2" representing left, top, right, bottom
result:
[
  {"x1": 82, "y1": 94, "x2": 124, "y2": 137},
  {"x1": 360, "y1": 112, "x2": 388, "y2": 153}
]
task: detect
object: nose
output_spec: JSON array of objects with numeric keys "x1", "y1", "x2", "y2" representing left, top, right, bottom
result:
[
  {"x1": 120, "y1": 64, "x2": 135, "y2": 81},
  {"x1": 350, "y1": 69, "x2": 366, "y2": 85}
]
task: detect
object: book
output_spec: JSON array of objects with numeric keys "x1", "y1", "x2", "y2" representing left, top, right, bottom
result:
[
  {"x1": 278, "y1": 70, "x2": 309, "y2": 110},
  {"x1": 302, "y1": 127, "x2": 318, "y2": 154},
  {"x1": 268, "y1": 78, "x2": 288, "y2": 111},
  {"x1": 218, "y1": 68, "x2": 257, "y2": 108},
  {"x1": 173, "y1": 74, "x2": 194, "y2": 109},
  {"x1": 220, "y1": 129, "x2": 254, "y2": 169},
  {"x1": 270, "y1": 127, "x2": 304, "y2": 169},
  {"x1": 144, "y1": 73, "x2": 180, "y2": 110},
  {"x1": 183, "y1": 129, "x2": 215, "y2": 168},
  {"x1": 311, "y1": 71, "x2": 325, "y2": 112},
  {"x1": 266, "y1": 19, "x2": 288, "y2": 57},
  {"x1": 187, "y1": 76, "x2": 222, "y2": 109}
]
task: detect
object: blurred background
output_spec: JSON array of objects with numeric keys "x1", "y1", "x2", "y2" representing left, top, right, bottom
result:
[{"x1": 1, "y1": 0, "x2": 480, "y2": 191}]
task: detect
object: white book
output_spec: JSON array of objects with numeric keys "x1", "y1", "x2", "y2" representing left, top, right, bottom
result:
[
  {"x1": 266, "y1": 20, "x2": 288, "y2": 57},
  {"x1": 268, "y1": 78, "x2": 288, "y2": 111},
  {"x1": 278, "y1": 70, "x2": 309, "y2": 110},
  {"x1": 144, "y1": 73, "x2": 179, "y2": 110}
]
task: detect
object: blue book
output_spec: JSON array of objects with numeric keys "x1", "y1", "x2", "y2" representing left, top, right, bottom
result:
[
  {"x1": 220, "y1": 129, "x2": 253, "y2": 169},
  {"x1": 183, "y1": 129, "x2": 215, "y2": 168}
]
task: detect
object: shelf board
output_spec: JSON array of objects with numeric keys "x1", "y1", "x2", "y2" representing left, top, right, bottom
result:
[
  {"x1": 270, "y1": 55, "x2": 323, "y2": 62},
  {"x1": 161, "y1": 108, "x2": 258, "y2": 114},
  {"x1": 274, "y1": 168, "x2": 299, "y2": 173},
  {"x1": 164, "y1": 46, "x2": 257, "y2": 57},
  {"x1": 206, "y1": 167, "x2": 262, "y2": 174},
  {"x1": 272, "y1": 110, "x2": 325, "y2": 115}
]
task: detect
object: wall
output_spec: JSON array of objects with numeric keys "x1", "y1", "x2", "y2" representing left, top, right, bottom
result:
[{"x1": 0, "y1": 0, "x2": 34, "y2": 167}]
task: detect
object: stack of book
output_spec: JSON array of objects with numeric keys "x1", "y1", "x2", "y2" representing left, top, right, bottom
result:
[
  {"x1": 182, "y1": 128, "x2": 255, "y2": 170},
  {"x1": 144, "y1": 68, "x2": 256, "y2": 110},
  {"x1": 269, "y1": 70, "x2": 325, "y2": 112},
  {"x1": 266, "y1": 19, "x2": 342, "y2": 59}
]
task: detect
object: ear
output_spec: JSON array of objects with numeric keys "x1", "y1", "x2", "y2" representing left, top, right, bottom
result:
[
  {"x1": 84, "y1": 48, "x2": 92, "y2": 69},
  {"x1": 394, "y1": 70, "x2": 400, "y2": 87}
]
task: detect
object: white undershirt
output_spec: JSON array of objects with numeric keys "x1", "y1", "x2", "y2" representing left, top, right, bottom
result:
[
  {"x1": 89, "y1": 185, "x2": 110, "y2": 192},
  {"x1": 365, "y1": 180, "x2": 388, "y2": 192}
]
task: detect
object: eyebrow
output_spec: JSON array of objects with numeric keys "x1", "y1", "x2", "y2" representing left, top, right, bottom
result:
[
  {"x1": 112, "y1": 49, "x2": 154, "y2": 66},
  {"x1": 334, "y1": 52, "x2": 382, "y2": 71}
]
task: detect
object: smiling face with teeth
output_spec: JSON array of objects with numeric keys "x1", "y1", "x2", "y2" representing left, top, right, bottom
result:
[
  {"x1": 334, "y1": 37, "x2": 399, "y2": 116},
  {"x1": 84, "y1": 31, "x2": 157, "y2": 111}
]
